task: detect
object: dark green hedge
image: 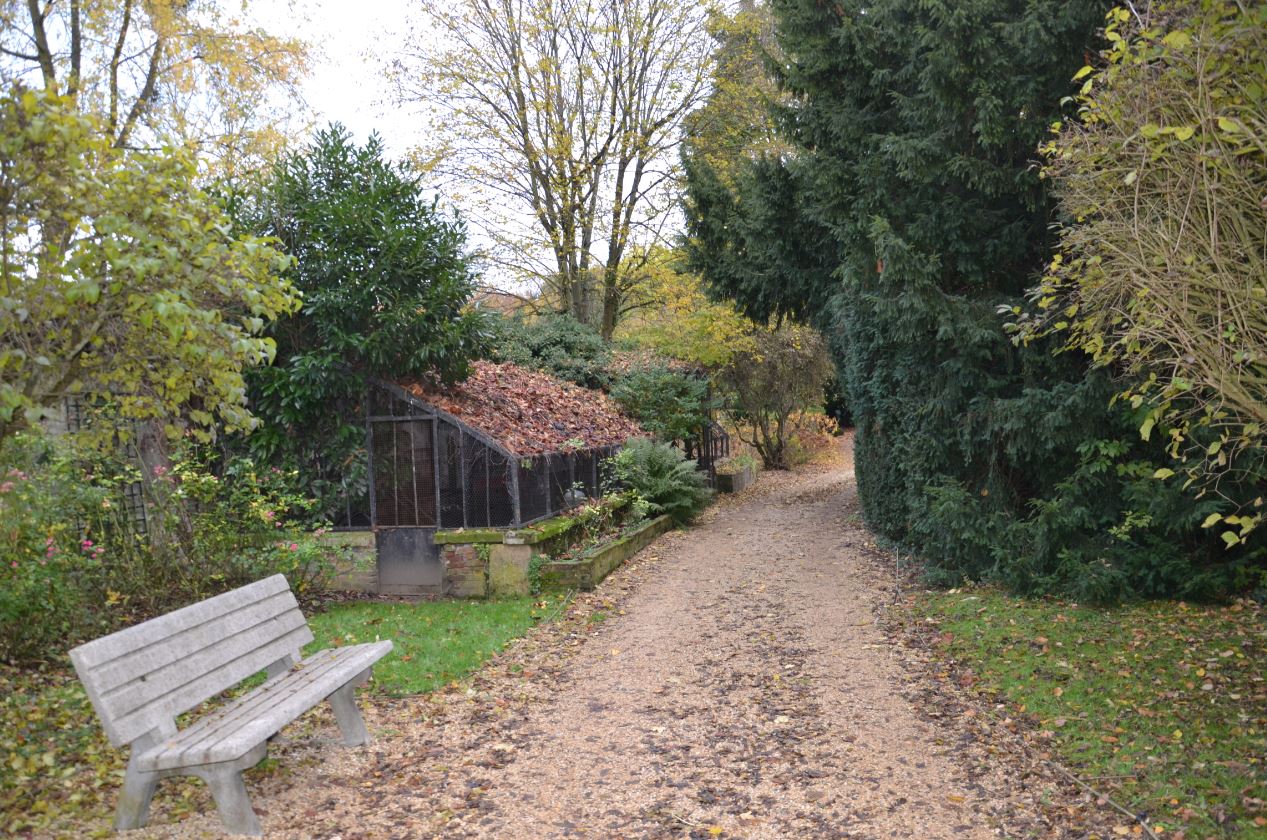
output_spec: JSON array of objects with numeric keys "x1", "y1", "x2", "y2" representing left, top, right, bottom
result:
[{"x1": 684, "y1": 0, "x2": 1264, "y2": 601}]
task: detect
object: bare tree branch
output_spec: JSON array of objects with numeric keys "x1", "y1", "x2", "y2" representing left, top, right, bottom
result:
[{"x1": 393, "y1": 0, "x2": 713, "y2": 337}]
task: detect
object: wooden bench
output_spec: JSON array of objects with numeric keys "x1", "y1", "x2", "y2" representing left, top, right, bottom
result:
[{"x1": 69, "y1": 574, "x2": 392, "y2": 836}]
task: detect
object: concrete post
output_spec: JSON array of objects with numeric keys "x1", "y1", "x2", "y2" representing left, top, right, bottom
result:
[{"x1": 489, "y1": 543, "x2": 534, "y2": 597}]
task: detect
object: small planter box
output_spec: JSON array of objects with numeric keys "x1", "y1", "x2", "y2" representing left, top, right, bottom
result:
[
  {"x1": 716, "y1": 465, "x2": 755, "y2": 493},
  {"x1": 539, "y1": 515, "x2": 674, "y2": 591}
]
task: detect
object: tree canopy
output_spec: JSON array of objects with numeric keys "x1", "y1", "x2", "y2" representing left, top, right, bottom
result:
[
  {"x1": 392, "y1": 0, "x2": 713, "y2": 338},
  {"x1": 0, "y1": 0, "x2": 308, "y2": 173},
  {"x1": 0, "y1": 87, "x2": 297, "y2": 444}
]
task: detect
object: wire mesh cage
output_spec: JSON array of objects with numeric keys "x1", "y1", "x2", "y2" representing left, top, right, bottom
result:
[{"x1": 364, "y1": 381, "x2": 623, "y2": 530}]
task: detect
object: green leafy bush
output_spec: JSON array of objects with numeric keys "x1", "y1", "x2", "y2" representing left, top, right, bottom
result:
[
  {"x1": 228, "y1": 124, "x2": 486, "y2": 523},
  {"x1": 0, "y1": 87, "x2": 297, "y2": 446},
  {"x1": 488, "y1": 312, "x2": 612, "y2": 389},
  {"x1": 0, "y1": 436, "x2": 106, "y2": 662},
  {"x1": 0, "y1": 433, "x2": 337, "y2": 664},
  {"x1": 717, "y1": 326, "x2": 832, "y2": 470},
  {"x1": 608, "y1": 438, "x2": 711, "y2": 524},
  {"x1": 610, "y1": 365, "x2": 710, "y2": 444},
  {"x1": 1019, "y1": 2, "x2": 1267, "y2": 545}
]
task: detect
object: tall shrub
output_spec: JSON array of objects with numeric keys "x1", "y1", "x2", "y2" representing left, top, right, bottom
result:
[
  {"x1": 0, "y1": 433, "x2": 335, "y2": 664},
  {"x1": 230, "y1": 125, "x2": 486, "y2": 521},
  {"x1": 1020, "y1": 2, "x2": 1267, "y2": 546},
  {"x1": 717, "y1": 326, "x2": 832, "y2": 470}
]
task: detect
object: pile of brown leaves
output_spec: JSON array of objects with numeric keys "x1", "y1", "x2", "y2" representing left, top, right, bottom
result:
[{"x1": 404, "y1": 361, "x2": 645, "y2": 456}]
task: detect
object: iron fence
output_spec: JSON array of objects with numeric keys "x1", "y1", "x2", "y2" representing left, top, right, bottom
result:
[{"x1": 686, "y1": 420, "x2": 730, "y2": 486}]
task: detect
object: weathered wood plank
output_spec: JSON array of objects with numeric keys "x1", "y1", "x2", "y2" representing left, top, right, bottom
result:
[
  {"x1": 102, "y1": 609, "x2": 310, "y2": 715},
  {"x1": 106, "y1": 624, "x2": 314, "y2": 746},
  {"x1": 169, "y1": 645, "x2": 388, "y2": 768},
  {"x1": 90, "y1": 591, "x2": 301, "y2": 693},
  {"x1": 140, "y1": 642, "x2": 391, "y2": 771},
  {"x1": 70, "y1": 575, "x2": 290, "y2": 669},
  {"x1": 146, "y1": 646, "x2": 345, "y2": 759}
]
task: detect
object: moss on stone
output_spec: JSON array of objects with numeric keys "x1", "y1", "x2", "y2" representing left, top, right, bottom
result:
[
  {"x1": 536, "y1": 515, "x2": 673, "y2": 592},
  {"x1": 433, "y1": 528, "x2": 506, "y2": 545}
]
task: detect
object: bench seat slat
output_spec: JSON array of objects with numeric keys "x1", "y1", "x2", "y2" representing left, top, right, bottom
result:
[
  {"x1": 138, "y1": 641, "x2": 393, "y2": 772},
  {"x1": 145, "y1": 647, "x2": 346, "y2": 757}
]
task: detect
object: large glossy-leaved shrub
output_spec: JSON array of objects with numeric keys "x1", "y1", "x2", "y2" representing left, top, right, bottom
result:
[{"x1": 229, "y1": 125, "x2": 486, "y2": 523}]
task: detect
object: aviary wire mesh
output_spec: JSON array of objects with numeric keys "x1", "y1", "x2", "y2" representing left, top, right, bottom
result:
[{"x1": 363, "y1": 382, "x2": 620, "y2": 530}]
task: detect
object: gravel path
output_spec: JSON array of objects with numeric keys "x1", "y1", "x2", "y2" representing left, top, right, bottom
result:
[{"x1": 92, "y1": 443, "x2": 1035, "y2": 839}]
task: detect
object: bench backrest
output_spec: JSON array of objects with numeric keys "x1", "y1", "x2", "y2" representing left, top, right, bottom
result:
[{"x1": 69, "y1": 574, "x2": 314, "y2": 747}]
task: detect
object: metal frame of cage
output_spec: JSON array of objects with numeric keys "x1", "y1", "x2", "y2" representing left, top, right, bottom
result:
[
  {"x1": 684, "y1": 419, "x2": 730, "y2": 487},
  {"x1": 363, "y1": 380, "x2": 622, "y2": 530},
  {"x1": 62, "y1": 395, "x2": 151, "y2": 536}
]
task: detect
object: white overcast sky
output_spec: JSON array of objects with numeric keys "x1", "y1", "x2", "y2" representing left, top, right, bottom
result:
[{"x1": 245, "y1": 0, "x2": 424, "y2": 157}]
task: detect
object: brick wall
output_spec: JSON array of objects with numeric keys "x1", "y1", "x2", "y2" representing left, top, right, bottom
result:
[
  {"x1": 321, "y1": 530, "x2": 377, "y2": 593},
  {"x1": 441, "y1": 544, "x2": 487, "y2": 597}
]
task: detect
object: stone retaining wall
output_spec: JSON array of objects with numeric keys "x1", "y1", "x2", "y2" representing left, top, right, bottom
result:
[
  {"x1": 318, "y1": 497, "x2": 665, "y2": 599},
  {"x1": 538, "y1": 515, "x2": 674, "y2": 591}
]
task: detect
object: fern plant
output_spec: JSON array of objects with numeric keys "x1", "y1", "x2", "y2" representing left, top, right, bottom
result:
[{"x1": 609, "y1": 438, "x2": 711, "y2": 524}]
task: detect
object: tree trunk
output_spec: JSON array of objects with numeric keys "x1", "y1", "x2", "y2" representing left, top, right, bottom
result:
[{"x1": 133, "y1": 421, "x2": 190, "y2": 561}]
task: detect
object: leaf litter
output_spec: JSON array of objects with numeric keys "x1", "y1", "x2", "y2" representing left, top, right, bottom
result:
[{"x1": 31, "y1": 437, "x2": 1166, "y2": 839}]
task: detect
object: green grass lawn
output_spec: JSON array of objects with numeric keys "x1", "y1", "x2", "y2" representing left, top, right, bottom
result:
[
  {"x1": 915, "y1": 589, "x2": 1267, "y2": 838},
  {"x1": 0, "y1": 593, "x2": 568, "y2": 834},
  {"x1": 304, "y1": 595, "x2": 568, "y2": 695}
]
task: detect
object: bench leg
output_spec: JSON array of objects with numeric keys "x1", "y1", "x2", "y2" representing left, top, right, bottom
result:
[
  {"x1": 199, "y1": 767, "x2": 262, "y2": 836},
  {"x1": 328, "y1": 669, "x2": 371, "y2": 746},
  {"x1": 114, "y1": 763, "x2": 158, "y2": 831}
]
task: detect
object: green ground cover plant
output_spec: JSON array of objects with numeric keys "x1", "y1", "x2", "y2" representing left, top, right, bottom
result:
[
  {"x1": 0, "y1": 595, "x2": 566, "y2": 834},
  {"x1": 913, "y1": 589, "x2": 1267, "y2": 837}
]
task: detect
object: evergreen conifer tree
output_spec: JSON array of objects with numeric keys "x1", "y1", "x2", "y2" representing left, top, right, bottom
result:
[{"x1": 685, "y1": 0, "x2": 1252, "y2": 600}]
